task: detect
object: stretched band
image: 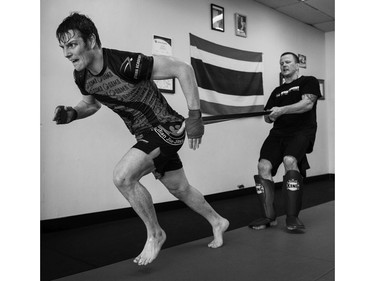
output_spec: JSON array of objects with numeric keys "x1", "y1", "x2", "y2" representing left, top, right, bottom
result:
[{"x1": 202, "y1": 111, "x2": 271, "y2": 124}]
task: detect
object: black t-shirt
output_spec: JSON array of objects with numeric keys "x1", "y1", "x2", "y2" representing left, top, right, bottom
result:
[
  {"x1": 74, "y1": 48, "x2": 183, "y2": 136},
  {"x1": 265, "y1": 75, "x2": 321, "y2": 137}
]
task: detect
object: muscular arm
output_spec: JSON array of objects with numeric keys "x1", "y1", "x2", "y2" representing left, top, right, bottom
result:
[
  {"x1": 53, "y1": 94, "x2": 101, "y2": 124},
  {"x1": 268, "y1": 94, "x2": 318, "y2": 121},
  {"x1": 73, "y1": 94, "x2": 102, "y2": 120},
  {"x1": 151, "y1": 55, "x2": 200, "y2": 110},
  {"x1": 151, "y1": 55, "x2": 203, "y2": 150}
]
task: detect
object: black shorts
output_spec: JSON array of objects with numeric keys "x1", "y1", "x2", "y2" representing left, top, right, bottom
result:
[
  {"x1": 133, "y1": 122, "x2": 185, "y2": 179},
  {"x1": 260, "y1": 134, "x2": 312, "y2": 177}
]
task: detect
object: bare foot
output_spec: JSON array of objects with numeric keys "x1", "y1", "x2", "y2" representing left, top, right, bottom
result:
[
  {"x1": 133, "y1": 229, "x2": 166, "y2": 266},
  {"x1": 208, "y1": 218, "x2": 229, "y2": 248}
]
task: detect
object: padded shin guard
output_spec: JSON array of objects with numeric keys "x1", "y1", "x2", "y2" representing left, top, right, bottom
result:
[
  {"x1": 249, "y1": 175, "x2": 276, "y2": 229},
  {"x1": 254, "y1": 175, "x2": 276, "y2": 219},
  {"x1": 283, "y1": 170, "x2": 305, "y2": 230}
]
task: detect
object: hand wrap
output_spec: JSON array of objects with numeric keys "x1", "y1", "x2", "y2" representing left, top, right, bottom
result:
[
  {"x1": 54, "y1": 106, "x2": 78, "y2": 124},
  {"x1": 185, "y1": 109, "x2": 204, "y2": 139}
]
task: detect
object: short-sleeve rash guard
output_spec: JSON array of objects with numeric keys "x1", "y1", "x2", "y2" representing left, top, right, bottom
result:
[{"x1": 74, "y1": 48, "x2": 184, "y2": 135}]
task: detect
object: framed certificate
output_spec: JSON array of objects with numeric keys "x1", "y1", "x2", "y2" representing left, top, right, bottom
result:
[
  {"x1": 235, "y1": 13, "x2": 247, "y2": 37},
  {"x1": 152, "y1": 35, "x2": 175, "y2": 93},
  {"x1": 211, "y1": 4, "x2": 224, "y2": 32}
]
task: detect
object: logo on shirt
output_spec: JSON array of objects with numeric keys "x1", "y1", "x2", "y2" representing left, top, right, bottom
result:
[
  {"x1": 120, "y1": 57, "x2": 133, "y2": 73},
  {"x1": 134, "y1": 55, "x2": 142, "y2": 79},
  {"x1": 276, "y1": 86, "x2": 299, "y2": 98}
]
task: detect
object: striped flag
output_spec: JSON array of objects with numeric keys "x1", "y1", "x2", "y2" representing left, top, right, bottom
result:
[{"x1": 190, "y1": 33, "x2": 264, "y2": 116}]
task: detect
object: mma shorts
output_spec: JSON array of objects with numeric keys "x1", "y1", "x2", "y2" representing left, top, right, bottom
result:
[
  {"x1": 259, "y1": 134, "x2": 312, "y2": 177},
  {"x1": 133, "y1": 121, "x2": 185, "y2": 179}
]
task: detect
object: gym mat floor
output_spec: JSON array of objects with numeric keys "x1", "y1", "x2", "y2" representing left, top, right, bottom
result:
[
  {"x1": 54, "y1": 202, "x2": 334, "y2": 281},
  {"x1": 41, "y1": 177, "x2": 334, "y2": 281}
]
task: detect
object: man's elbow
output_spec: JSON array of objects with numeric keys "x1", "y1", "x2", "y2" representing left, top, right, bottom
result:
[
  {"x1": 176, "y1": 61, "x2": 190, "y2": 74},
  {"x1": 94, "y1": 101, "x2": 102, "y2": 110},
  {"x1": 89, "y1": 101, "x2": 101, "y2": 113},
  {"x1": 304, "y1": 102, "x2": 314, "y2": 112}
]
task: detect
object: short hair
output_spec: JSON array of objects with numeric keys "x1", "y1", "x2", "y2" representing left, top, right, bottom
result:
[
  {"x1": 56, "y1": 12, "x2": 101, "y2": 47},
  {"x1": 280, "y1": 52, "x2": 299, "y2": 63}
]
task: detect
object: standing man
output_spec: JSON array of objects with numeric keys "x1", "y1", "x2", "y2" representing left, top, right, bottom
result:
[
  {"x1": 249, "y1": 52, "x2": 321, "y2": 232},
  {"x1": 53, "y1": 13, "x2": 229, "y2": 266}
]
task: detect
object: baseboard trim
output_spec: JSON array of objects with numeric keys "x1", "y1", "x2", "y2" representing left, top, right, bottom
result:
[{"x1": 41, "y1": 173, "x2": 334, "y2": 233}]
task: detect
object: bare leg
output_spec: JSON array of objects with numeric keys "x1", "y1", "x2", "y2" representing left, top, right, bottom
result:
[
  {"x1": 160, "y1": 168, "x2": 229, "y2": 248},
  {"x1": 258, "y1": 159, "x2": 273, "y2": 181},
  {"x1": 283, "y1": 155, "x2": 299, "y2": 172},
  {"x1": 113, "y1": 148, "x2": 166, "y2": 266}
]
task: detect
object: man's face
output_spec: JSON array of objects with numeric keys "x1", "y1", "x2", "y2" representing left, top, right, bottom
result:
[
  {"x1": 280, "y1": 54, "x2": 299, "y2": 78},
  {"x1": 59, "y1": 30, "x2": 93, "y2": 72}
]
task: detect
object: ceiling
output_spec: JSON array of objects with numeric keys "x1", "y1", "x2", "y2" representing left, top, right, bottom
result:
[{"x1": 253, "y1": 0, "x2": 334, "y2": 32}]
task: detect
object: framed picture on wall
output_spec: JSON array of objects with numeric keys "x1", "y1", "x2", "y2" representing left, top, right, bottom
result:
[
  {"x1": 152, "y1": 35, "x2": 175, "y2": 93},
  {"x1": 318, "y1": 79, "x2": 325, "y2": 100},
  {"x1": 211, "y1": 4, "x2": 224, "y2": 32},
  {"x1": 154, "y1": 78, "x2": 175, "y2": 94},
  {"x1": 298, "y1": 54, "x2": 306, "y2": 68},
  {"x1": 235, "y1": 13, "x2": 247, "y2": 37}
]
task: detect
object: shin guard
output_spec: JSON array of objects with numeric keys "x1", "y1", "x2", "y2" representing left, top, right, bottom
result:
[
  {"x1": 283, "y1": 170, "x2": 305, "y2": 230},
  {"x1": 249, "y1": 175, "x2": 276, "y2": 229}
]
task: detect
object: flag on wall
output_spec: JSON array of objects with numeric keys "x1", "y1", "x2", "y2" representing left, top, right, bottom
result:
[{"x1": 190, "y1": 33, "x2": 264, "y2": 116}]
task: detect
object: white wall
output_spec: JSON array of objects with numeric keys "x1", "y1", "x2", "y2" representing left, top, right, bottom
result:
[{"x1": 41, "y1": 0, "x2": 334, "y2": 219}]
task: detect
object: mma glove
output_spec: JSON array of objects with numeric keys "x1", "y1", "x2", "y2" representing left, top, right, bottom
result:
[
  {"x1": 53, "y1": 105, "x2": 78, "y2": 124},
  {"x1": 185, "y1": 109, "x2": 204, "y2": 139}
]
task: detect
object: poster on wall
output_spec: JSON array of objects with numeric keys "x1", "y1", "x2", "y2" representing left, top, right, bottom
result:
[
  {"x1": 235, "y1": 13, "x2": 247, "y2": 37},
  {"x1": 211, "y1": 4, "x2": 224, "y2": 32},
  {"x1": 298, "y1": 54, "x2": 306, "y2": 68},
  {"x1": 152, "y1": 35, "x2": 175, "y2": 93}
]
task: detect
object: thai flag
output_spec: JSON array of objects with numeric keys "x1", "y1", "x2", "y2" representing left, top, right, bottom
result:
[{"x1": 190, "y1": 33, "x2": 265, "y2": 117}]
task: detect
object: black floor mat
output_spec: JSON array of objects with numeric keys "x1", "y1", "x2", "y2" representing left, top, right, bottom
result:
[{"x1": 41, "y1": 177, "x2": 334, "y2": 281}]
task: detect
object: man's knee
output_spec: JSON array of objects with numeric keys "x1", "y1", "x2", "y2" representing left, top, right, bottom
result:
[
  {"x1": 258, "y1": 159, "x2": 272, "y2": 177},
  {"x1": 113, "y1": 167, "x2": 137, "y2": 191},
  {"x1": 283, "y1": 155, "x2": 298, "y2": 170},
  {"x1": 162, "y1": 171, "x2": 190, "y2": 197},
  {"x1": 166, "y1": 179, "x2": 189, "y2": 197},
  {"x1": 113, "y1": 149, "x2": 156, "y2": 190},
  {"x1": 171, "y1": 185, "x2": 190, "y2": 199}
]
